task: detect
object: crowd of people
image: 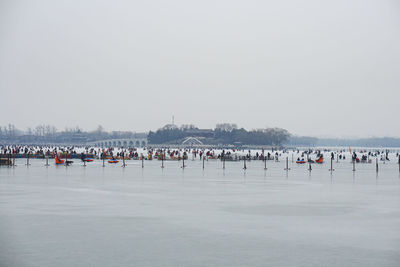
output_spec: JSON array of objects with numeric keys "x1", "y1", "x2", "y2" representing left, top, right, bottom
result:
[{"x1": 0, "y1": 145, "x2": 399, "y2": 164}]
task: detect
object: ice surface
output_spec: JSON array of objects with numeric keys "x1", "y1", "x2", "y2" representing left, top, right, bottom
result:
[{"x1": 0, "y1": 158, "x2": 399, "y2": 266}]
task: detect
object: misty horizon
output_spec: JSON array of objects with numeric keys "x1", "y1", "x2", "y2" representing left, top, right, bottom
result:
[
  {"x1": 1, "y1": 121, "x2": 400, "y2": 140},
  {"x1": 1, "y1": 0, "x2": 399, "y2": 137}
]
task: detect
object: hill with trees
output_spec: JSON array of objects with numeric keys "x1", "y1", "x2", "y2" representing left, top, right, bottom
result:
[{"x1": 148, "y1": 123, "x2": 290, "y2": 146}]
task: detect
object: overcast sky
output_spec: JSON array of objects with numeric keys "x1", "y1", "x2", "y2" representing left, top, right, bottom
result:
[{"x1": 0, "y1": 0, "x2": 399, "y2": 137}]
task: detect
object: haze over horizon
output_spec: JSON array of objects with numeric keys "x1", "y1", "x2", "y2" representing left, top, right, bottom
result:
[{"x1": 1, "y1": 0, "x2": 399, "y2": 138}]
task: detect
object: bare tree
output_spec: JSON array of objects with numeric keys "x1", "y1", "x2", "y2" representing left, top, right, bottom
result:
[
  {"x1": 95, "y1": 125, "x2": 104, "y2": 133},
  {"x1": 8, "y1": 124, "x2": 16, "y2": 137},
  {"x1": 35, "y1": 125, "x2": 45, "y2": 136},
  {"x1": 215, "y1": 123, "x2": 238, "y2": 132},
  {"x1": 180, "y1": 124, "x2": 197, "y2": 130},
  {"x1": 26, "y1": 127, "x2": 33, "y2": 135}
]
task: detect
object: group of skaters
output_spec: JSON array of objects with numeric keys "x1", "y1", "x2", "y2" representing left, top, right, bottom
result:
[{"x1": 1, "y1": 145, "x2": 400, "y2": 164}]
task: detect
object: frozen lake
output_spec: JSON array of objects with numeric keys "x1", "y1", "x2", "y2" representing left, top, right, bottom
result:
[{"x1": 1, "y1": 158, "x2": 399, "y2": 266}]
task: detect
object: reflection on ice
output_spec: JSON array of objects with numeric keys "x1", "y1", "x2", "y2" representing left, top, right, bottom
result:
[{"x1": 0, "y1": 158, "x2": 399, "y2": 267}]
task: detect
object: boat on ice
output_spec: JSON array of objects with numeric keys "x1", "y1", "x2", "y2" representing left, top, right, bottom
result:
[
  {"x1": 55, "y1": 155, "x2": 64, "y2": 164},
  {"x1": 108, "y1": 159, "x2": 119, "y2": 164},
  {"x1": 356, "y1": 155, "x2": 371, "y2": 163},
  {"x1": 55, "y1": 155, "x2": 73, "y2": 165},
  {"x1": 0, "y1": 158, "x2": 12, "y2": 166}
]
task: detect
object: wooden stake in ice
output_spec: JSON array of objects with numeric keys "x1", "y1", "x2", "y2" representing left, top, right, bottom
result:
[
  {"x1": 284, "y1": 157, "x2": 290, "y2": 170},
  {"x1": 398, "y1": 155, "x2": 400, "y2": 173},
  {"x1": 329, "y1": 158, "x2": 335, "y2": 172},
  {"x1": 264, "y1": 156, "x2": 267, "y2": 170},
  {"x1": 65, "y1": 151, "x2": 68, "y2": 167}
]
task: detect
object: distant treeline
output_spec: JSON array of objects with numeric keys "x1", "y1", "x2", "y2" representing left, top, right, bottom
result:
[
  {"x1": 0, "y1": 124, "x2": 146, "y2": 145},
  {"x1": 1, "y1": 123, "x2": 399, "y2": 147},
  {"x1": 148, "y1": 124, "x2": 290, "y2": 146}
]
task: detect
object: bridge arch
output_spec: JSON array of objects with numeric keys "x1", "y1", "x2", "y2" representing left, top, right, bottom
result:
[{"x1": 88, "y1": 138, "x2": 148, "y2": 148}]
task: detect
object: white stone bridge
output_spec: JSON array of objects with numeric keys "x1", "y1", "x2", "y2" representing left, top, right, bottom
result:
[{"x1": 87, "y1": 138, "x2": 148, "y2": 148}]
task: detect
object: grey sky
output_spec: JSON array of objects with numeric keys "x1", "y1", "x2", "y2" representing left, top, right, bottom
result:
[{"x1": 0, "y1": 0, "x2": 399, "y2": 137}]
